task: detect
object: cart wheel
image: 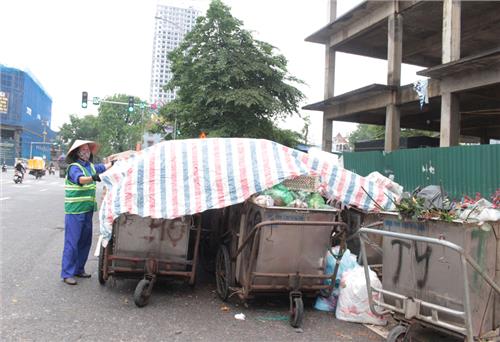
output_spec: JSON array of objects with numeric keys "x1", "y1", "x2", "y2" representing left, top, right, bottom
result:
[
  {"x1": 386, "y1": 325, "x2": 408, "y2": 342},
  {"x1": 289, "y1": 297, "x2": 304, "y2": 328},
  {"x1": 215, "y1": 245, "x2": 232, "y2": 301},
  {"x1": 98, "y1": 246, "x2": 107, "y2": 285},
  {"x1": 134, "y1": 279, "x2": 152, "y2": 308}
]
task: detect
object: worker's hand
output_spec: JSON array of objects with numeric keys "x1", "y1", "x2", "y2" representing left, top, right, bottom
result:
[{"x1": 92, "y1": 173, "x2": 101, "y2": 182}]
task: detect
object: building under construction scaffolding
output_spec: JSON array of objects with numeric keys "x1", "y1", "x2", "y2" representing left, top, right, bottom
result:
[{"x1": 304, "y1": 0, "x2": 500, "y2": 152}]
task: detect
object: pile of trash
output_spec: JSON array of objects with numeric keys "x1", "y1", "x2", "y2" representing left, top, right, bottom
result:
[
  {"x1": 389, "y1": 186, "x2": 500, "y2": 224},
  {"x1": 252, "y1": 183, "x2": 334, "y2": 209}
]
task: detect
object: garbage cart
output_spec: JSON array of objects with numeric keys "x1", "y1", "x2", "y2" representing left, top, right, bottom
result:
[
  {"x1": 98, "y1": 213, "x2": 202, "y2": 307},
  {"x1": 358, "y1": 214, "x2": 500, "y2": 342},
  {"x1": 28, "y1": 158, "x2": 45, "y2": 179},
  {"x1": 215, "y1": 200, "x2": 347, "y2": 328}
]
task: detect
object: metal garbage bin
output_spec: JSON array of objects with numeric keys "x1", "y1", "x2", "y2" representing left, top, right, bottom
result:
[
  {"x1": 98, "y1": 213, "x2": 202, "y2": 307},
  {"x1": 215, "y1": 200, "x2": 347, "y2": 328},
  {"x1": 359, "y1": 213, "x2": 500, "y2": 342}
]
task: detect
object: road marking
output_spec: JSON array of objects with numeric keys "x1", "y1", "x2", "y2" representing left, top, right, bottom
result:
[
  {"x1": 0, "y1": 197, "x2": 10, "y2": 201},
  {"x1": 50, "y1": 181, "x2": 59, "y2": 185},
  {"x1": 40, "y1": 188, "x2": 48, "y2": 192}
]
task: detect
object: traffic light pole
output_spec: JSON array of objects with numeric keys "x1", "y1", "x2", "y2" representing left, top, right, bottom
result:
[
  {"x1": 97, "y1": 100, "x2": 136, "y2": 107},
  {"x1": 90, "y1": 99, "x2": 146, "y2": 111}
]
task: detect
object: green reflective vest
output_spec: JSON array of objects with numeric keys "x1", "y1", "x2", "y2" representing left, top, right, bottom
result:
[{"x1": 65, "y1": 162, "x2": 98, "y2": 214}]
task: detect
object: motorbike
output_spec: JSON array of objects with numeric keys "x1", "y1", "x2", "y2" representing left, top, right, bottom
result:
[
  {"x1": 29, "y1": 169, "x2": 44, "y2": 180},
  {"x1": 13, "y1": 170, "x2": 23, "y2": 184},
  {"x1": 2, "y1": 165, "x2": 6, "y2": 172}
]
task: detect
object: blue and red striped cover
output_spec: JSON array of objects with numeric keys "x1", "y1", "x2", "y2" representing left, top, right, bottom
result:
[{"x1": 99, "y1": 138, "x2": 395, "y2": 241}]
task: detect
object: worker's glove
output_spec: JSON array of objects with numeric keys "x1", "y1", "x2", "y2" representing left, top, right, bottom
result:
[{"x1": 92, "y1": 173, "x2": 101, "y2": 182}]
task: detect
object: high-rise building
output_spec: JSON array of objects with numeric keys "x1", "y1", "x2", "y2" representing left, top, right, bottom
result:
[{"x1": 150, "y1": 3, "x2": 201, "y2": 105}]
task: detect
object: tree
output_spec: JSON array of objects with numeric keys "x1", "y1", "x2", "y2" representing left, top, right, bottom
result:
[
  {"x1": 96, "y1": 94, "x2": 144, "y2": 156},
  {"x1": 159, "y1": 0, "x2": 304, "y2": 146},
  {"x1": 58, "y1": 114, "x2": 99, "y2": 151},
  {"x1": 348, "y1": 125, "x2": 385, "y2": 148},
  {"x1": 301, "y1": 114, "x2": 311, "y2": 145},
  {"x1": 348, "y1": 124, "x2": 437, "y2": 148}
]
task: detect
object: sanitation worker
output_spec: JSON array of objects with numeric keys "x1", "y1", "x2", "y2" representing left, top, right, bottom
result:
[{"x1": 61, "y1": 140, "x2": 114, "y2": 285}]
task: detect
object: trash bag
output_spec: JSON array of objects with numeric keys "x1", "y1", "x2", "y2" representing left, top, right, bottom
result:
[
  {"x1": 335, "y1": 266, "x2": 387, "y2": 325},
  {"x1": 287, "y1": 199, "x2": 308, "y2": 208},
  {"x1": 314, "y1": 292, "x2": 338, "y2": 312},
  {"x1": 324, "y1": 247, "x2": 358, "y2": 286},
  {"x1": 314, "y1": 247, "x2": 358, "y2": 312},
  {"x1": 307, "y1": 193, "x2": 326, "y2": 209},
  {"x1": 253, "y1": 195, "x2": 274, "y2": 207},
  {"x1": 458, "y1": 198, "x2": 500, "y2": 223},
  {"x1": 416, "y1": 185, "x2": 447, "y2": 210},
  {"x1": 262, "y1": 184, "x2": 295, "y2": 206}
]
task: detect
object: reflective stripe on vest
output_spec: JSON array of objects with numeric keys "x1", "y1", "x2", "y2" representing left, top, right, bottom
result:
[{"x1": 65, "y1": 162, "x2": 97, "y2": 214}]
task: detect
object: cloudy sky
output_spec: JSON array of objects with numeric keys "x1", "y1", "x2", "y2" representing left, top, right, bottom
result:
[{"x1": 1, "y1": 0, "x2": 424, "y2": 145}]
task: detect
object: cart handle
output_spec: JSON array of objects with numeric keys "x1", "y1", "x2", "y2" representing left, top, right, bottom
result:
[{"x1": 232, "y1": 220, "x2": 348, "y2": 261}]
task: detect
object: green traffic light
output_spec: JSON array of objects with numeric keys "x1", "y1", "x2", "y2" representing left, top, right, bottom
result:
[
  {"x1": 128, "y1": 107, "x2": 134, "y2": 112},
  {"x1": 82, "y1": 103, "x2": 87, "y2": 108}
]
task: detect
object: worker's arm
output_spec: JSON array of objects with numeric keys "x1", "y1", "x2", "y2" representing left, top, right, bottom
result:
[
  {"x1": 78, "y1": 161, "x2": 114, "y2": 184},
  {"x1": 78, "y1": 175, "x2": 98, "y2": 184}
]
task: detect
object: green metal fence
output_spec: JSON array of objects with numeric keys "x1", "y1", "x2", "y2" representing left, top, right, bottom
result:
[{"x1": 343, "y1": 144, "x2": 500, "y2": 200}]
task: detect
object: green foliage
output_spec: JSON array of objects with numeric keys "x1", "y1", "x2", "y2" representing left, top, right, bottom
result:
[
  {"x1": 159, "y1": 0, "x2": 304, "y2": 144},
  {"x1": 96, "y1": 94, "x2": 143, "y2": 156},
  {"x1": 270, "y1": 127, "x2": 303, "y2": 148},
  {"x1": 58, "y1": 114, "x2": 99, "y2": 151},
  {"x1": 348, "y1": 124, "x2": 437, "y2": 148},
  {"x1": 347, "y1": 125, "x2": 385, "y2": 148},
  {"x1": 395, "y1": 195, "x2": 425, "y2": 220},
  {"x1": 57, "y1": 95, "x2": 147, "y2": 158}
]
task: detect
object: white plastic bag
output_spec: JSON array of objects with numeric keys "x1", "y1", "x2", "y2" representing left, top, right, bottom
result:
[
  {"x1": 335, "y1": 266, "x2": 387, "y2": 325},
  {"x1": 253, "y1": 195, "x2": 274, "y2": 207}
]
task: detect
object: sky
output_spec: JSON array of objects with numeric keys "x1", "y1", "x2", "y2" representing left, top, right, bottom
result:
[{"x1": 1, "y1": 0, "x2": 424, "y2": 146}]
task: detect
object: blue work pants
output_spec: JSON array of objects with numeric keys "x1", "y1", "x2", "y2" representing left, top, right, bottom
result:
[{"x1": 61, "y1": 211, "x2": 93, "y2": 279}]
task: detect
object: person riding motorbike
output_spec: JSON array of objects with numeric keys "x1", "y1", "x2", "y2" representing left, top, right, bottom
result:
[
  {"x1": 2, "y1": 163, "x2": 6, "y2": 172},
  {"x1": 49, "y1": 162, "x2": 55, "y2": 175},
  {"x1": 14, "y1": 161, "x2": 26, "y2": 180}
]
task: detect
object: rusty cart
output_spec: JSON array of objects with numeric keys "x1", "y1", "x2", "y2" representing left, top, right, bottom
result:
[
  {"x1": 98, "y1": 213, "x2": 202, "y2": 307},
  {"x1": 359, "y1": 214, "x2": 500, "y2": 342},
  {"x1": 214, "y1": 200, "x2": 347, "y2": 328}
]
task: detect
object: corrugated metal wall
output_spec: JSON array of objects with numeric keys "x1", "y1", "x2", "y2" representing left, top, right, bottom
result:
[{"x1": 343, "y1": 145, "x2": 500, "y2": 200}]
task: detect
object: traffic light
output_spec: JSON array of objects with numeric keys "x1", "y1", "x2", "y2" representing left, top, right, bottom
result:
[
  {"x1": 81, "y1": 91, "x2": 88, "y2": 108},
  {"x1": 128, "y1": 96, "x2": 134, "y2": 112}
]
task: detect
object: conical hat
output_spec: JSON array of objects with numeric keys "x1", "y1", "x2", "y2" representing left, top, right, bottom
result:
[{"x1": 66, "y1": 139, "x2": 100, "y2": 157}]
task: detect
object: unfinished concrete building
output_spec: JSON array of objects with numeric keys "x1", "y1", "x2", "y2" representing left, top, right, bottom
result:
[{"x1": 304, "y1": 0, "x2": 500, "y2": 152}]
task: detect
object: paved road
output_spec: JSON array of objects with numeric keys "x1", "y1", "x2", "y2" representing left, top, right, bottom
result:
[{"x1": 0, "y1": 170, "x2": 383, "y2": 341}]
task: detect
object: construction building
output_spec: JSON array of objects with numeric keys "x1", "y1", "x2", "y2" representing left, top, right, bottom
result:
[
  {"x1": 0, "y1": 65, "x2": 56, "y2": 164},
  {"x1": 304, "y1": 0, "x2": 500, "y2": 152}
]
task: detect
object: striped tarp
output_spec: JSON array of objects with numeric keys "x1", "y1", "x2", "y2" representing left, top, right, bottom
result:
[{"x1": 99, "y1": 138, "x2": 396, "y2": 242}]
